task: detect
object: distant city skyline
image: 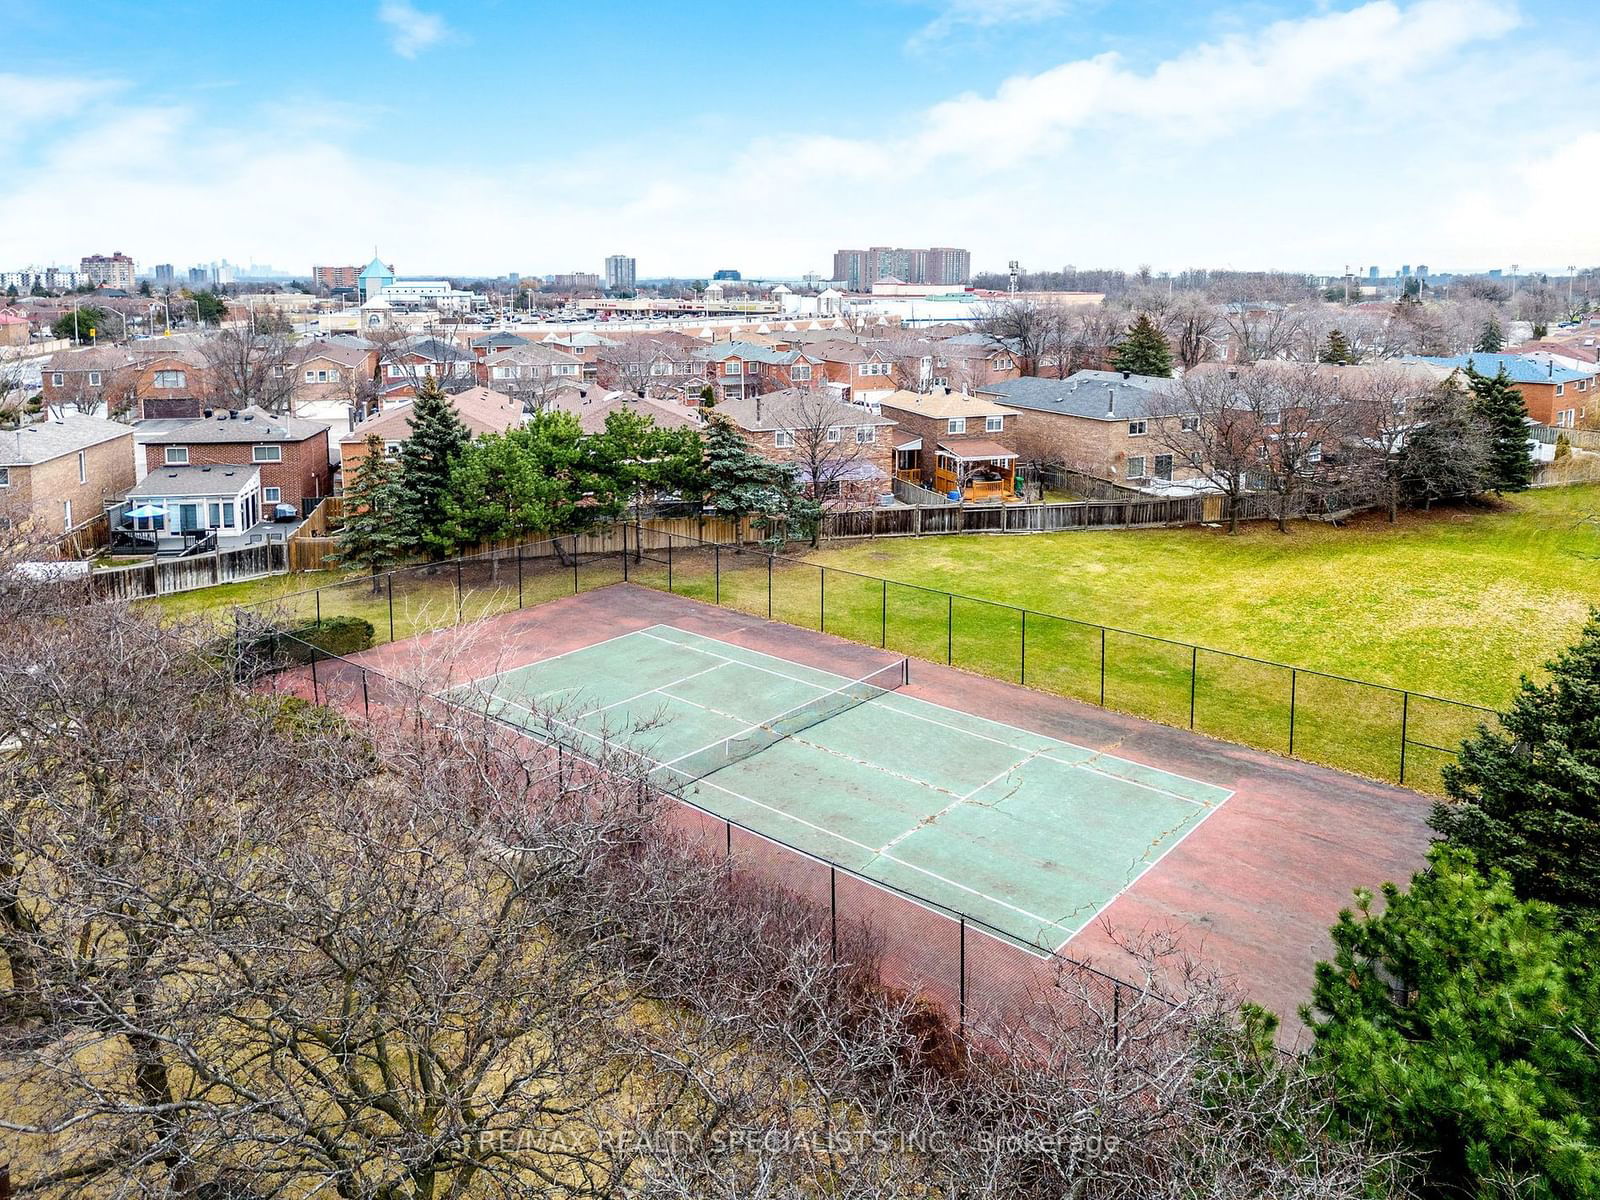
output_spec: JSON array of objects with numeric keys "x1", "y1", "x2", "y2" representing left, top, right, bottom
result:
[{"x1": 2, "y1": 2, "x2": 1595, "y2": 275}]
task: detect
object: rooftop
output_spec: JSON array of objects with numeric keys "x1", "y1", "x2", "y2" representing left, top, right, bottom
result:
[
  {"x1": 342, "y1": 386, "x2": 524, "y2": 444},
  {"x1": 142, "y1": 406, "x2": 328, "y2": 445},
  {"x1": 716, "y1": 389, "x2": 897, "y2": 433},
  {"x1": 876, "y1": 387, "x2": 1011, "y2": 419},
  {"x1": 1401, "y1": 354, "x2": 1595, "y2": 384},
  {"x1": 977, "y1": 372, "x2": 1177, "y2": 420},
  {"x1": 0, "y1": 414, "x2": 135, "y2": 465},
  {"x1": 129, "y1": 463, "x2": 260, "y2": 498}
]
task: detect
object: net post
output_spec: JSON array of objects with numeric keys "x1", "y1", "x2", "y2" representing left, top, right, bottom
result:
[
  {"x1": 1399, "y1": 691, "x2": 1410, "y2": 783},
  {"x1": 1099, "y1": 626, "x2": 1106, "y2": 706},
  {"x1": 1289, "y1": 667, "x2": 1298, "y2": 756},
  {"x1": 1189, "y1": 645, "x2": 1198, "y2": 729}
]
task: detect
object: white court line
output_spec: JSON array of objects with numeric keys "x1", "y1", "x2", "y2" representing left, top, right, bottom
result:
[
  {"x1": 447, "y1": 627, "x2": 660, "y2": 693},
  {"x1": 643, "y1": 624, "x2": 1216, "y2": 812}
]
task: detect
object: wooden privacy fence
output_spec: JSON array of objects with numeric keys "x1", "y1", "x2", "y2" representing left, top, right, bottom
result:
[
  {"x1": 90, "y1": 542, "x2": 288, "y2": 602},
  {"x1": 55, "y1": 510, "x2": 110, "y2": 559}
]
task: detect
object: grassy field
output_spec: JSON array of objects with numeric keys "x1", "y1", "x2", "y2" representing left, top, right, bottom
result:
[{"x1": 149, "y1": 488, "x2": 1598, "y2": 789}]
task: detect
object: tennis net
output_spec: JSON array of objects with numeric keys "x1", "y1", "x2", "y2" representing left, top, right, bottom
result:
[{"x1": 650, "y1": 656, "x2": 910, "y2": 793}]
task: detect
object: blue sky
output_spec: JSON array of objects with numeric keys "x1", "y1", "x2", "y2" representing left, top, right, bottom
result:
[{"x1": 1, "y1": 0, "x2": 1595, "y2": 279}]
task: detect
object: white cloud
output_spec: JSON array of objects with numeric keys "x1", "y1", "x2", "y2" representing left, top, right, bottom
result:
[
  {"x1": 377, "y1": 1, "x2": 449, "y2": 58},
  {"x1": 910, "y1": 0, "x2": 1072, "y2": 47},
  {"x1": 0, "y1": 73, "x2": 121, "y2": 147}
]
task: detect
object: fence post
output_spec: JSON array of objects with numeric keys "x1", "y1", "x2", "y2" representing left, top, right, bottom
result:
[
  {"x1": 958, "y1": 915, "x2": 967, "y2": 1037},
  {"x1": 714, "y1": 544, "x2": 721, "y2": 605},
  {"x1": 315, "y1": 588, "x2": 321, "y2": 625},
  {"x1": 946, "y1": 592, "x2": 953, "y2": 664},
  {"x1": 880, "y1": 578, "x2": 887, "y2": 647},
  {"x1": 830, "y1": 866, "x2": 838, "y2": 964},
  {"x1": 516, "y1": 548, "x2": 524, "y2": 609},
  {"x1": 1399, "y1": 691, "x2": 1410, "y2": 784},
  {"x1": 767, "y1": 554, "x2": 773, "y2": 620},
  {"x1": 819, "y1": 567, "x2": 825, "y2": 632},
  {"x1": 1288, "y1": 668, "x2": 1298, "y2": 756},
  {"x1": 361, "y1": 669, "x2": 370, "y2": 718},
  {"x1": 621, "y1": 523, "x2": 629, "y2": 582},
  {"x1": 1189, "y1": 645, "x2": 1198, "y2": 729},
  {"x1": 1019, "y1": 609, "x2": 1027, "y2": 685},
  {"x1": 387, "y1": 574, "x2": 394, "y2": 642},
  {"x1": 309, "y1": 652, "x2": 320, "y2": 705},
  {"x1": 455, "y1": 558, "x2": 463, "y2": 624},
  {"x1": 1099, "y1": 627, "x2": 1107, "y2": 706},
  {"x1": 572, "y1": 534, "x2": 579, "y2": 593},
  {"x1": 725, "y1": 820, "x2": 732, "y2": 862},
  {"x1": 1111, "y1": 980, "x2": 1122, "y2": 1052}
]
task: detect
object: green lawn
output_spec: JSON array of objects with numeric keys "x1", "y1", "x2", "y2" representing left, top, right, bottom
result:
[{"x1": 148, "y1": 489, "x2": 1599, "y2": 791}]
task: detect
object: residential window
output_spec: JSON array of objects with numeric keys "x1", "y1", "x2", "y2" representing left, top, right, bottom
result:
[
  {"x1": 1180, "y1": 415, "x2": 1199, "y2": 433},
  {"x1": 985, "y1": 415, "x2": 1003, "y2": 433},
  {"x1": 947, "y1": 417, "x2": 966, "y2": 434},
  {"x1": 935, "y1": 357, "x2": 948, "y2": 368},
  {"x1": 271, "y1": 365, "x2": 285, "y2": 378},
  {"x1": 0, "y1": 467, "x2": 9, "y2": 487},
  {"x1": 51, "y1": 372, "x2": 64, "y2": 387},
  {"x1": 1578, "y1": 380, "x2": 1588, "y2": 392},
  {"x1": 1154, "y1": 454, "x2": 1173, "y2": 481},
  {"x1": 164, "y1": 446, "x2": 189, "y2": 465},
  {"x1": 207, "y1": 502, "x2": 224, "y2": 529},
  {"x1": 1264, "y1": 409, "x2": 1281, "y2": 426},
  {"x1": 1555, "y1": 383, "x2": 1565, "y2": 397},
  {"x1": 305, "y1": 370, "x2": 317, "y2": 383},
  {"x1": 88, "y1": 371, "x2": 102, "y2": 386},
  {"x1": 792, "y1": 364, "x2": 812, "y2": 382},
  {"x1": 1307, "y1": 441, "x2": 1324, "y2": 464},
  {"x1": 994, "y1": 357, "x2": 1013, "y2": 371},
  {"x1": 1127, "y1": 419, "x2": 1148, "y2": 437},
  {"x1": 773, "y1": 430, "x2": 794, "y2": 449},
  {"x1": 555, "y1": 364, "x2": 577, "y2": 376},
  {"x1": 1126, "y1": 455, "x2": 1147, "y2": 479},
  {"x1": 154, "y1": 370, "x2": 185, "y2": 388},
  {"x1": 252, "y1": 445, "x2": 283, "y2": 463},
  {"x1": 855, "y1": 426, "x2": 876, "y2": 445},
  {"x1": 77, "y1": 450, "x2": 86, "y2": 484},
  {"x1": 384, "y1": 441, "x2": 402, "y2": 456},
  {"x1": 386, "y1": 364, "x2": 403, "y2": 378},
  {"x1": 827, "y1": 426, "x2": 841, "y2": 442},
  {"x1": 492, "y1": 367, "x2": 512, "y2": 379},
  {"x1": 263, "y1": 487, "x2": 281, "y2": 503},
  {"x1": 724, "y1": 361, "x2": 740, "y2": 376}
]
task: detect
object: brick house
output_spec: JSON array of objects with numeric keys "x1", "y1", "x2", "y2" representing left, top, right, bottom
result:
[
  {"x1": 715, "y1": 389, "x2": 897, "y2": 505},
  {"x1": 799, "y1": 339, "x2": 898, "y2": 406},
  {"x1": 379, "y1": 337, "x2": 477, "y2": 397},
  {"x1": 594, "y1": 332, "x2": 705, "y2": 395},
  {"x1": 875, "y1": 388, "x2": 1020, "y2": 500},
  {"x1": 0, "y1": 414, "x2": 136, "y2": 533},
  {"x1": 979, "y1": 371, "x2": 1192, "y2": 488},
  {"x1": 128, "y1": 346, "x2": 211, "y2": 419},
  {"x1": 481, "y1": 344, "x2": 584, "y2": 391},
  {"x1": 693, "y1": 340, "x2": 829, "y2": 402},
  {"x1": 1402, "y1": 353, "x2": 1596, "y2": 428},
  {"x1": 0, "y1": 310, "x2": 29, "y2": 348},
  {"x1": 929, "y1": 333, "x2": 1026, "y2": 392},
  {"x1": 141, "y1": 406, "x2": 332, "y2": 511},
  {"x1": 41, "y1": 345, "x2": 139, "y2": 415},
  {"x1": 338, "y1": 385, "x2": 524, "y2": 481},
  {"x1": 290, "y1": 339, "x2": 377, "y2": 411}
]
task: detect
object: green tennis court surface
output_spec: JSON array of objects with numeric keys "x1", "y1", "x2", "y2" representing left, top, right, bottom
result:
[{"x1": 457, "y1": 625, "x2": 1234, "y2": 951}]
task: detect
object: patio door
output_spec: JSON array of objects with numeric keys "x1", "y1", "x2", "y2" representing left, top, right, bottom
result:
[{"x1": 178, "y1": 503, "x2": 201, "y2": 533}]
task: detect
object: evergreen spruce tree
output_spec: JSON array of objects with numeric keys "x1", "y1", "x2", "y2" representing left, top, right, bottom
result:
[
  {"x1": 397, "y1": 376, "x2": 472, "y2": 558},
  {"x1": 1433, "y1": 611, "x2": 1600, "y2": 918},
  {"x1": 703, "y1": 412, "x2": 788, "y2": 520},
  {"x1": 1307, "y1": 846, "x2": 1600, "y2": 1200},
  {"x1": 333, "y1": 436, "x2": 411, "y2": 592},
  {"x1": 1474, "y1": 317, "x2": 1504, "y2": 353},
  {"x1": 1110, "y1": 313, "x2": 1173, "y2": 377},
  {"x1": 1318, "y1": 328, "x2": 1356, "y2": 365},
  {"x1": 1399, "y1": 384, "x2": 1490, "y2": 508},
  {"x1": 1464, "y1": 362, "x2": 1534, "y2": 493}
]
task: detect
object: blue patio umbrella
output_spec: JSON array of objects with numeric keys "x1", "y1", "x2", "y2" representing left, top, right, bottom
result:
[{"x1": 125, "y1": 504, "x2": 165, "y2": 519}]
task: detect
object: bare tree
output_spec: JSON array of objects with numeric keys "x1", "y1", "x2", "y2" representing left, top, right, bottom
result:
[
  {"x1": 1254, "y1": 364, "x2": 1352, "y2": 532},
  {"x1": 1343, "y1": 365, "x2": 1432, "y2": 521},
  {"x1": 1166, "y1": 294, "x2": 1223, "y2": 372},
  {"x1": 195, "y1": 325, "x2": 296, "y2": 414},
  {"x1": 973, "y1": 299, "x2": 1056, "y2": 376},
  {"x1": 771, "y1": 389, "x2": 873, "y2": 521},
  {"x1": 1218, "y1": 303, "x2": 1307, "y2": 363},
  {"x1": 1153, "y1": 367, "x2": 1266, "y2": 533}
]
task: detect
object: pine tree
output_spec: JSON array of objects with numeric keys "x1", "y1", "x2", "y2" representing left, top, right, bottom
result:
[
  {"x1": 1433, "y1": 611, "x2": 1600, "y2": 917},
  {"x1": 1110, "y1": 314, "x2": 1173, "y2": 378},
  {"x1": 1399, "y1": 383, "x2": 1490, "y2": 508},
  {"x1": 1318, "y1": 328, "x2": 1356, "y2": 365},
  {"x1": 702, "y1": 412, "x2": 795, "y2": 536},
  {"x1": 1464, "y1": 362, "x2": 1534, "y2": 493},
  {"x1": 1474, "y1": 317, "x2": 1504, "y2": 353},
  {"x1": 1307, "y1": 846, "x2": 1600, "y2": 1199},
  {"x1": 333, "y1": 436, "x2": 411, "y2": 591},
  {"x1": 398, "y1": 376, "x2": 472, "y2": 557},
  {"x1": 438, "y1": 428, "x2": 564, "y2": 556}
]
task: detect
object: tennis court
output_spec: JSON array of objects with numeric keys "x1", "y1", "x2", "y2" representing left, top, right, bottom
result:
[{"x1": 455, "y1": 623, "x2": 1234, "y2": 951}]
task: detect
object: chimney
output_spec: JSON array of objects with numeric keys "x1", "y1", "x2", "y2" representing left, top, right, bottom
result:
[
  {"x1": 1122, "y1": 370, "x2": 1131, "y2": 380},
  {"x1": 755, "y1": 396, "x2": 762, "y2": 423}
]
